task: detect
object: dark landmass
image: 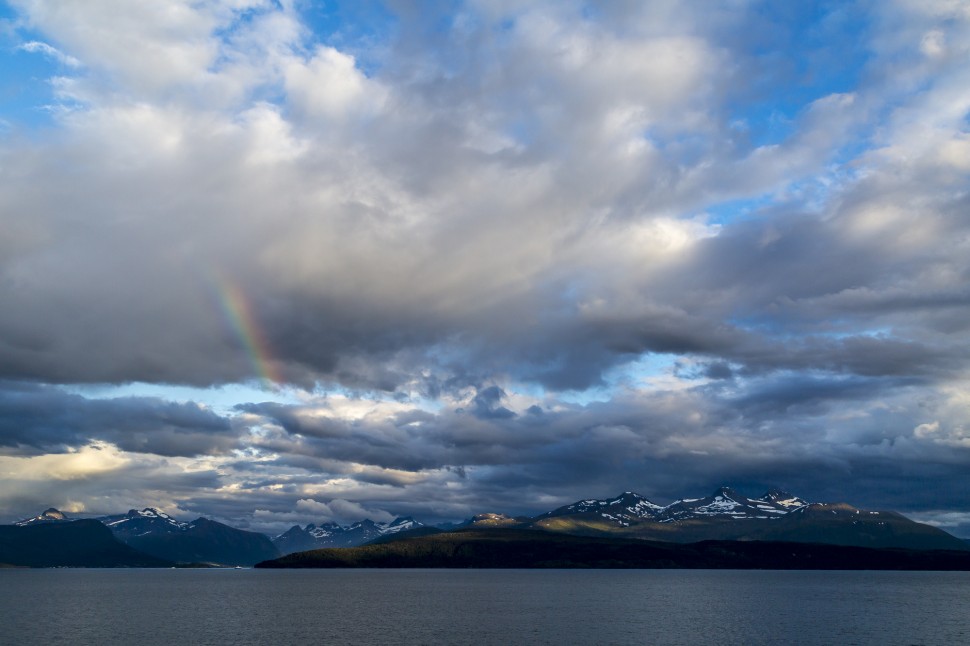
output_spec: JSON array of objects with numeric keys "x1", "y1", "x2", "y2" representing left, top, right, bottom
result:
[
  {"x1": 364, "y1": 526, "x2": 445, "y2": 545},
  {"x1": 123, "y1": 517, "x2": 279, "y2": 567},
  {"x1": 256, "y1": 528, "x2": 970, "y2": 570},
  {"x1": 0, "y1": 520, "x2": 172, "y2": 568},
  {"x1": 534, "y1": 505, "x2": 969, "y2": 552}
]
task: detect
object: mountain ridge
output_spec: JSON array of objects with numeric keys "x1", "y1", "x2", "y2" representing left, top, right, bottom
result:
[
  {"x1": 10, "y1": 485, "x2": 967, "y2": 562},
  {"x1": 273, "y1": 517, "x2": 425, "y2": 555},
  {"x1": 15, "y1": 507, "x2": 279, "y2": 566},
  {"x1": 525, "y1": 487, "x2": 967, "y2": 551}
]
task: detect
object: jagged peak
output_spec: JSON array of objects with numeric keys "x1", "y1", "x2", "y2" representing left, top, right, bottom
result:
[
  {"x1": 711, "y1": 486, "x2": 742, "y2": 499},
  {"x1": 758, "y1": 489, "x2": 808, "y2": 508},
  {"x1": 465, "y1": 512, "x2": 526, "y2": 528},
  {"x1": 15, "y1": 508, "x2": 70, "y2": 525},
  {"x1": 592, "y1": 491, "x2": 657, "y2": 506},
  {"x1": 287, "y1": 518, "x2": 422, "y2": 536},
  {"x1": 308, "y1": 521, "x2": 341, "y2": 530},
  {"x1": 759, "y1": 488, "x2": 796, "y2": 500},
  {"x1": 760, "y1": 487, "x2": 791, "y2": 498},
  {"x1": 128, "y1": 507, "x2": 172, "y2": 519},
  {"x1": 380, "y1": 517, "x2": 424, "y2": 534},
  {"x1": 473, "y1": 512, "x2": 514, "y2": 521}
]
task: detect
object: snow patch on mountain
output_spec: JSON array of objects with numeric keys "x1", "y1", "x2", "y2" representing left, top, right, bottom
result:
[
  {"x1": 540, "y1": 492, "x2": 664, "y2": 526},
  {"x1": 272, "y1": 516, "x2": 426, "y2": 554},
  {"x1": 15, "y1": 508, "x2": 70, "y2": 526},
  {"x1": 656, "y1": 487, "x2": 809, "y2": 523},
  {"x1": 94, "y1": 508, "x2": 189, "y2": 538}
]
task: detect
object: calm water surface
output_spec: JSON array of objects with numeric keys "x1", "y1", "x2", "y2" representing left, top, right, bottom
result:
[{"x1": 1, "y1": 569, "x2": 968, "y2": 645}]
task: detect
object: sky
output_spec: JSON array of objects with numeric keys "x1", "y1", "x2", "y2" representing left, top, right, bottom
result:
[{"x1": 1, "y1": 0, "x2": 969, "y2": 537}]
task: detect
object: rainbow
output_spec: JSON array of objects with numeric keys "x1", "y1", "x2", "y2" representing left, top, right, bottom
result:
[{"x1": 210, "y1": 274, "x2": 283, "y2": 387}]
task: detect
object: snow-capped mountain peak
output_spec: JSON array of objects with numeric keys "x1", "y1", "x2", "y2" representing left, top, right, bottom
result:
[
  {"x1": 272, "y1": 516, "x2": 427, "y2": 554},
  {"x1": 538, "y1": 491, "x2": 664, "y2": 527},
  {"x1": 132, "y1": 507, "x2": 171, "y2": 519},
  {"x1": 15, "y1": 508, "x2": 70, "y2": 526},
  {"x1": 655, "y1": 486, "x2": 809, "y2": 522},
  {"x1": 380, "y1": 517, "x2": 422, "y2": 534},
  {"x1": 757, "y1": 489, "x2": 808, "y2": 509},
  {"x1": 306, "y1": 522, "x2": 341, "y2": 539},
  {"x1": 96, "y1": 507, "x2": 188, "y2": 536}
]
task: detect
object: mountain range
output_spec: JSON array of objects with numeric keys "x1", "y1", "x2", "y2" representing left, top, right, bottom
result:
[
  {"x1": 3, "y1": 486, "x2": 967, "y2": 567},
  {"x1": 273, "y1": 517, "x2": 425, "y2": 554},
  {"x1": 522, "y1": 487, "x2": 967, "y2": 551},
  {"x1": 96, "y1": 508, "x2": 279, "y2": 566},
  {"x1": 12, "y1": 507, "x2": 279, "y2": 567}
]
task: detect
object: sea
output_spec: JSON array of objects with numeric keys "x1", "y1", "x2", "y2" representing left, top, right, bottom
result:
[{"x1": 1, "y1": 569, "x2": 967, "y2": 645}]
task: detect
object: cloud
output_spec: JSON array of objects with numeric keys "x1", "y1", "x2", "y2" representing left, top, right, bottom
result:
[
  {"x1": 2, "y1": 0, "x2": 962, "y2": 394},
  {"x1": 295, "y1": 498, "x2": 394, "y2": 525},
  {"x1": 0, "y1": 382, "x2": 236, "y2": 457},
  {"x1": 1, "y1": 1, "x2": 970, "y2": 534},
  {"x1": 18, "y1": 40, "x2": 80, "y2": 67},
  {"x1": 469, "y1": 385, "x2": 516, "y2": 419},
  {"x1": 908, "y1": 510, "x2": 970, "y2": 538}
]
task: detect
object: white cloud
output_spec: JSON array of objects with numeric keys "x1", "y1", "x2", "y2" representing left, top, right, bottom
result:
[
  {"x1": 18, "y1": 40, "x2": 80, "y2": 67},
  {"x1": 284, "y1": 46, "x2": 385, "y2": 120},
  {"x1": 295, "y1": 497, "x2": 393, "y2": 524},
  {"x1": 0, "y1": 442, "x2": 129, "y2": 481},
  {"x1": 908, "y1": 510, "x2": 970, "y2": 529}
]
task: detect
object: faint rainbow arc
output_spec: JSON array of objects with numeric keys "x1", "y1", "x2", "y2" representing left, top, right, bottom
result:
[{"x1": 210, "y1": 274, "x2": 284, "y2": 388}]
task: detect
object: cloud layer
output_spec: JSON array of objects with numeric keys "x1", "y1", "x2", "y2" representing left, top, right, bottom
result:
[{"x1": 1, "y1": 1, "x2": 969, "y2": 536}]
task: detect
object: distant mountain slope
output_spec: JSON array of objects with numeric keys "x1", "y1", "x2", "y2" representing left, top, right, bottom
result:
[
  {"x1": 9, "y1": 507, "x2": 279, "y2": 567},
  {"x1": 269, "y1": 486, "x2": 965, "y2": 554},
  {"x1": 15, "y1": 508, "x2": 72, "y2": 526},
  {"x1": 538, "y1": 492, "x2": 663, "y2": 526},
  {"x1": 97, "y1": 508, "x2": 188, "y2": 539},
  {"x1": 0, "y1": 520, "x2": 171, "y2": 568},
  {"x1": 364, "y1": 526, "x2": 445, "y2": 545},
  {"x1": 255, "y1": 529, "x2": 970, "y2": 570},
  {"x1": 273, "y1": 517, "x2": 425, "y2": 555},
  {"x1": 653, "y1": 487, "x2": 805, "y2": 522},
  {"x1": 529, "y1": 487, "x2": 968, "y2": 551},
  {"x1": 114, "y1": 515, "x2": 279, "y2": 566},
  {"x1": 461, "y1": 513, "x2": 531, "y2": 528}
]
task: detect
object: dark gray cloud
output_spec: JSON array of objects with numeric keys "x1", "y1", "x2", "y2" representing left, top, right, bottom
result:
[{"x1": 0, "y1": 382, "x2": 236, "y2": 457}]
